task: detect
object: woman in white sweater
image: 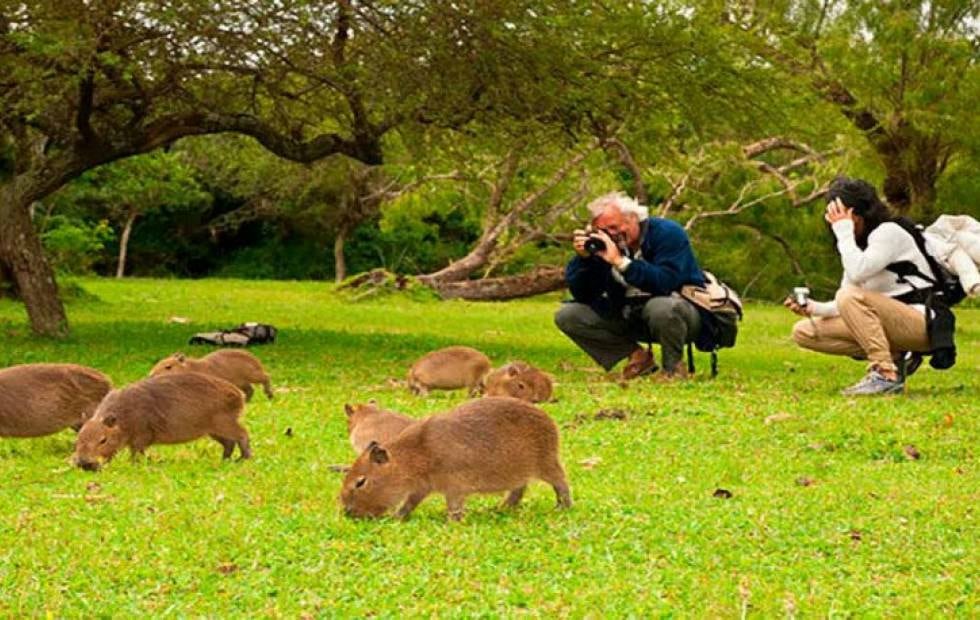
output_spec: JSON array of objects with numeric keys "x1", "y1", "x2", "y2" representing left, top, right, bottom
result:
[{"x1": 785, "y1": 178, "x2": 933, "y2": 395}]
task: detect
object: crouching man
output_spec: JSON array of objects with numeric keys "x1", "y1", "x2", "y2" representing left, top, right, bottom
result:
[{"x1": 554, "y1": 192, "x2": 707, "y2": 380}]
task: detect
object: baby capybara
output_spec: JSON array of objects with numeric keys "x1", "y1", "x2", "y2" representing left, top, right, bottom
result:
[
  {"x1": 0, "y1": 364, "x2": 112, "y2": 438},
  {"x1": 73, "y1": 373, "x2": 249, "y2": 471},
  {"x1": 483, "y1": 361, "x2": 554, "y2": 403},
  {"x1": 407, "y1": 346, "x2": 491, "y2": 396},
  {"x1": 150, "y1": 349, "x2": 273, "y2": 401},
  {"x1": 340, "y1": 397, "x2": 572, "y2": 520},
  {"x1": 344, "y1": 401, "x2": 416, "y2": 453}
]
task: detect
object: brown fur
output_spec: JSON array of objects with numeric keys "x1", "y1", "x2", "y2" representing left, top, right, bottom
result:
[
  {"x1": 344, "y1": 401, "x2": 416, "y2": 453},
  {"x1": 150, "y1": 349, "x2": 273, "y2": 401},
  {"x1": 0, "y1": 364, "x2": 112, "y2": 438},
  {"x1": 406, "y1": 346, "x2": 491, "y2": 396},
  {"x1": 72, "y1": 372, "x2": 249, "y2": 470},
  {"x1": 340, "y1": 397, "x2": 572, "y2": 520},
  {"x1": 483, "y1": 361, "x2": 554, "y2": 403}
]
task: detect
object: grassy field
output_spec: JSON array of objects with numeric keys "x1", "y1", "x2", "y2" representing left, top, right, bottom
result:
[{"x1": 0, "y1": 278, "x2": 976, "y2": 617}]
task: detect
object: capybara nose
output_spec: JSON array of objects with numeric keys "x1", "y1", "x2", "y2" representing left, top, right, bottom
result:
[{"x1": 76, "y1": 459, "x2": 100, "y2": 472}]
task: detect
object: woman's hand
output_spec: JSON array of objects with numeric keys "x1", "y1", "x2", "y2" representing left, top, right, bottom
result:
[
  {"x1": 783, "y1": 296, "x2": 812, "y2": 317},
  {"x1": 824, "y1": 198, "x2": 854, "y2": 225}
]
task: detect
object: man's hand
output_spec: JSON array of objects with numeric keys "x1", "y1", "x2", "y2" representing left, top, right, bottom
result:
[
  {"x1": 591, "y1": 229, "x2": 623, "y2": 266},
  {"x1": 572, "y1": 229, "x2": 591, "y2": 258},
  {"x1": 783, "y1": 296, "x2": 812, "y2": 317},
  {"x1": 824, "y1": 198, "x2": 854, "y2": 225}
]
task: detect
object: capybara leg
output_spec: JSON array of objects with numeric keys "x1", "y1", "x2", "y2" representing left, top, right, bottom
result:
[
  {"x1": 236, "y1": 431, "x2": 252, "y2": 460},
  {"x1": 396, "y1": 491, "x2": 430, "y2": 520},
  {"x1": 503, "y1": 485, "x2": 527, "y2": 508},
  {"x1": 541, "y1": 463, "x2": 573, "y2": 509},
  {"x1": 213, "y1": 418, "x2": 251, "y2": 460},
  {"x1": 445, "y1": 494, "x2": 467, "y2": 521},
  {"x1": 241, "y1": 384, "x2": 254, "y2": 402},
  {"x1": 262, "y1": 378, "x2": 274, "y2": 400},
  {"x1": 211, "y1": 434, "x2": 236, "y2": 459}
]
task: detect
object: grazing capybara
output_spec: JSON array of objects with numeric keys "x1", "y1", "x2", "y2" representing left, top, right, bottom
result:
[
  {"x1": 72, "y1": 373, "x2": 249, "y2": 471},
  {"x1": 0, "y1": 364, "x2": 112, "y2": 438},
  {"x1": 483, "y1": 361, "x2": 554, "y2": 403},
  {"x1": 340, "y1": 397, "x2": 572, "y2": 521},
  {"x1": 344, "y1": 400, "x2": 416, "y2": 453},
  {"x1": 150, "y1": 349, "x2": 273, "y2": 401},
  {"x1": 407, "y1": 346, "x2": 491, "y2": 396}
]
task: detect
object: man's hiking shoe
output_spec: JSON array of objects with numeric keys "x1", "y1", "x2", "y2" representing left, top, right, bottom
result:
[
  {"x1": 623, "y1": 349, "x2": 657, "y2": 380},
  {"x1": 841, "y1": 370, "x2": 905, "y2": 396}
]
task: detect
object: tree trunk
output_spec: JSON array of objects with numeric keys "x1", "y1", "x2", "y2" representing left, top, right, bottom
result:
[
  {"x1": 0, "y1": 182, "x2": 69, "y2": 337},
  {"x1": 426, "y1": 266, "x2": 565, "y2": 301},
  {"x1": 877, "y1": 135, "x2": 946, "y2": 221},
  {"x1": 334, "y1": 227, "x2": 348, "y2": 283},
  {"x1": 116, "y1": 211, "x2": 138, "y2": 278}
]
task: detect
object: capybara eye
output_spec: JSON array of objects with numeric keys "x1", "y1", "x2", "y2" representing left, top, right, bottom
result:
[
  {"x1": 99, "y1": 436, "x2": 107, "y2": 445},
  {"x1": 355, "y1": 476, "x2": 367, "y2": 489}
]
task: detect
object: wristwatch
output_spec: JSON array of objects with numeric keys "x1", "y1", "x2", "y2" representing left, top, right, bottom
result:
[{"x1": 615, "y1": 256, "x2": 632, "y2": 273}]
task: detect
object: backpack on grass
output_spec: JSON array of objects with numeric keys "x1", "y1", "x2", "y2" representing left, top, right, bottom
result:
[
  {"x1": 189, "y1": 322, "x2": 278, "y2": 347},
  {"x1": 679, "y1": 271, "x2": 744, "y2": 377}
]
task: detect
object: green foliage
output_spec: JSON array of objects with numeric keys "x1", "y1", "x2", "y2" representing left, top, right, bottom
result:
[
  {"x1": 0, "y1": 278, "x2": 976, "y2": 615},
  {"x1": 39, "y1": 216, "x2": 113, "y2": 275}
]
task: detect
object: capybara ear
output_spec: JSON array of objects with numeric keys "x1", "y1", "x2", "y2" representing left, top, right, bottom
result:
[
  {"x1": 175, "y1": 352, "x2": 186, "y2": 362},
  {"x1": 368, "y1": 398, "x2": 378, "y2": 406},
  {"x1": 103, "y1": 415, "x2": 117, "y2": 428},
  {"x1": 507, "y1": 365, "x2": 520, "y2": 377},
  {"x1": 344, "y1": 403, "x2": 355, "y2": 417},
  {"x1": 369, "y1": 443, "x2": 389, "y2": 465}
]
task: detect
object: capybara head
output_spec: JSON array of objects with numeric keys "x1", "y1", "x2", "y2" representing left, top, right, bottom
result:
[
  {"x1": 484, "y1": 365, "x2": 535, "y2": 401},
  {"x1": 343, "y1": 399, "x2": 380, "y2": 434},
  {"x1": 73, "y1": 412, "x2": 125, "y2": 471},
  {"x1": 149, "y1": 352, "x2": 188, "y2": 376},
  {"x1": 340, "y1": 442, "x2": 411, "y2": 518}
]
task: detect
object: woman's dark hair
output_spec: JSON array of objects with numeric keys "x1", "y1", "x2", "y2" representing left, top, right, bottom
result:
[{"x1": 826, "y1": 176, "x2": 892, "y2": 248}]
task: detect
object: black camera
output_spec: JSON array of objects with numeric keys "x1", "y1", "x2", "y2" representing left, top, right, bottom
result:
[{"x1": 584, "y1": 235, "x2": 606, "y2": 255}]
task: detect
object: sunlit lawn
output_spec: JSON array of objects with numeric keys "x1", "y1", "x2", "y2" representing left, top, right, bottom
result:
[{"x1": 0, "y1": 278, "x2": 976, "y2": 616}]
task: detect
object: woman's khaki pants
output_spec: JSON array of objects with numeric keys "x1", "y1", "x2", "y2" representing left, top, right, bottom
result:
[{"x1": 792, "y1": 287, "x2": 930, "y2": 373}]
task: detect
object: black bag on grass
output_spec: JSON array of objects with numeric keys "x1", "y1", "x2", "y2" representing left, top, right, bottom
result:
[{"x1": 189, "y1": 322, "x2": 278, "y2": 347}]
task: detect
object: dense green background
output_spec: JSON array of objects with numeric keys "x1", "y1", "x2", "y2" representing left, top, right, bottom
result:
[{"x1": 0, "y1": 279, "x2": 975, "y2": 616}]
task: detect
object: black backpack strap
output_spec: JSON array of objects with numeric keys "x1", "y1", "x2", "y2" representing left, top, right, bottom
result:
[{"x1": 886, "y1": 218, "x2": 942, "y2": 286}]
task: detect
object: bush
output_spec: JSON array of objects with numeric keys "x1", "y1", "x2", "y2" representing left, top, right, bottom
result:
[{"x1": 40, "y1": 216, "x2": 114, "y2": 275}]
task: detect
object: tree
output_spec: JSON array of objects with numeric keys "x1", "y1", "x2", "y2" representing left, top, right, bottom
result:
[
  {"x1": 51, "y1": 151, "x2": 210, "y2": 277},
  {"x1": 731, "y1": 0, "x2": 980, "y2": 217},
  {"x1": 3, "y1": 0, "x2": 585, "y2": 334}
]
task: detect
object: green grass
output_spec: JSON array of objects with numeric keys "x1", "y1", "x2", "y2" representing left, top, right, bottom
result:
[{"x1": 0, "y1": 278, "x2": 976, "y2": 617}]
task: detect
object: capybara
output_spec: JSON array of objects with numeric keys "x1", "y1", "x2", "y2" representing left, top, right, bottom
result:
[
  {"x1": 150, "y1": 349, "x2": 273, "y2": 401},
  {"x1": 340, "y1": 397, "x2": 572, "y2": 520},
  {"x1": 483, "y1": 361, "x2": 554, "y2": 403},
  {"x1": 344, "y1": 400, "x2": 416, "y2": 453},
  {"x1": 0, "y1": 364, "x2": 112, "y2": 438},
  {"x1": 407, "y1": 346, "x2": 491, "y2": 396},
  {"x1": 72, "y1": 372, "x2": 249, "y2": 471}
]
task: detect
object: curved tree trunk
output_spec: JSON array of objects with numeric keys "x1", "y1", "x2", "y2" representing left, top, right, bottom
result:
[
  {"x1": 334, "y1": 226, "x2": 348, "y2": 283},
  {"x1": 0, "y1": 183, "x2": 68, "y2": 337},
  {"x1": 116, "y1": 211, "x2": 138, "y2": 279},
  {"x1": 426, "y1": 266, "x2": 565, "y2": 301}
]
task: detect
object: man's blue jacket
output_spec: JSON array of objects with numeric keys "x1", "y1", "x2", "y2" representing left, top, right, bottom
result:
[{"x1": 564, "y1": 217, "x2": 706, "y2": 319}]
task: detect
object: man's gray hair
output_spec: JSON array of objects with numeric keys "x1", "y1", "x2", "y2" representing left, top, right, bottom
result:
[{"x1": 586, "y1": 191, "x2": 649, "y2": 222}]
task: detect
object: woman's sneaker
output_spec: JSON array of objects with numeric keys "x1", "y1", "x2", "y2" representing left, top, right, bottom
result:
[{"x1": 841, "y1": 370, "x2": 905, "y2": 396}]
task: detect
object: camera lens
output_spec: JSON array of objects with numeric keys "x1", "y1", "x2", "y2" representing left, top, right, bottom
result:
[{"x1": 584, "y1": 237, "x2": 605, "y2": 255}]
